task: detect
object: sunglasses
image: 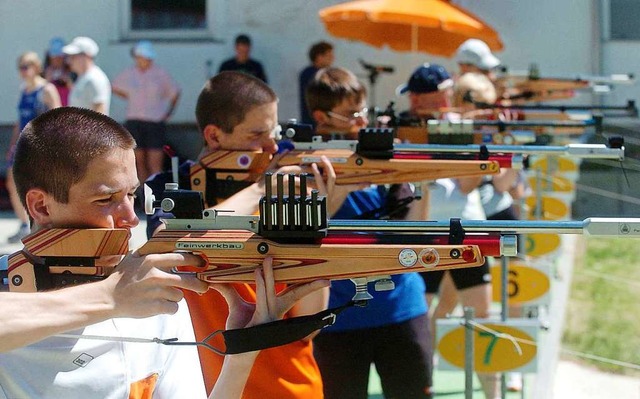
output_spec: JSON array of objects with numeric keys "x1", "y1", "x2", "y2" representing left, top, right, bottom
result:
[
  {"x1": 18, "y1": 64, "x2": 31, "y2": 71},
  {"x1": 327, "y1": 108, "x2": 369, "y2": 123}
]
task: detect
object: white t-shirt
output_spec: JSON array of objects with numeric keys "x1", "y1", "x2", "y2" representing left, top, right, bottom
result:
[
  {"x1": 0, "y1": 300, "x2": 206, "y2": 399},
  {"x1": 428, "y1": 178, "x2": 486, "y2": 220},
  {"x1": 69, "y1": 65, "x2": 111, "y2": 115},
  {"x1": 478, "y1": 176, "x2": 514, "y2": 218}
]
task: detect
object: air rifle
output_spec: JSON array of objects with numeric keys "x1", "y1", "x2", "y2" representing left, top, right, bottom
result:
[
  {"x1": 6, "y1": 174, "x2": 640, "y2": 301},
  {"x1": 495, "y1": 68, "x2": 635, "y2": 102},
  {"x1": 394, "y1": 117, "x2": 602, "y2": 144},
  {"x1": 375, "y1": 103, "x2": 601, "y2": 144},
  {"x1": 472, "y1": 99, "x2": 638, "y2": 119},
  {"x1": 191, "y1": 127, "x2": 505, "y2": 206},
  {"x1": 394, "y1": 138, "x2": 624, "y2": 162},
  {"x1": 7, "y1": 175, "x2": 499, "y2": 300}
]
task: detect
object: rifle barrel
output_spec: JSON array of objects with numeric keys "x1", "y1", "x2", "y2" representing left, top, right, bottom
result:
[
  {"x1": 429, "y1": 119, "x2": 596, "y2": 128},
  {"x1": 327, "y1": 218, "x2": 640, "y2": 236},
  {"x1": 163, "y1": 216, "x2": 640, "y2": 237},
  {"x1": 394, "y1": 143, "x2": 624, "y2": 160},
  {"x1": 474, "y1": 99, "x2": 637, "y2": 116}
]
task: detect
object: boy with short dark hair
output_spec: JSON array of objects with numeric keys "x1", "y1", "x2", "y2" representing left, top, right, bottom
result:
[
  {"x1": 1, "y1": 107, "x2": 207, "y2": 398},
  {"x1": 1, "y1": 106, "x2": 325, "y2": 399},
  {"x1": 305, "y1": 66, "x2": 368, "y2": 137},
  {"x1": 147, "y1": 71, "x2": 331, "y2": 399}
]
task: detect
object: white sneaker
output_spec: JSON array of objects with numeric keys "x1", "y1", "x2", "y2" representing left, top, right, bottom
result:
[{"x1": 506, "y1": 372, "x2": 523, "y2": 392}]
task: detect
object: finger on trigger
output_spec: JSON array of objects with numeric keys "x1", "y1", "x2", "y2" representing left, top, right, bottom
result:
[
  {"x1": 151, "y1": 252, "x2": 207, "y2": 271},
  {"x1": 176, "y1": 274, "x2": 209, "y2": 294}
]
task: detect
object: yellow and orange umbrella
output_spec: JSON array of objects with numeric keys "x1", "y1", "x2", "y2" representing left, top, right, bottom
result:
[{"x1": 319, "y1": 0, "x2": 503, "y2": 57}]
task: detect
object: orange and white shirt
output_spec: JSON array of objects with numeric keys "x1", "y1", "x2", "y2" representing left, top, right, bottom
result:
[{"x1": 0, "y1": 300, "x2": 205, "y2": 399}]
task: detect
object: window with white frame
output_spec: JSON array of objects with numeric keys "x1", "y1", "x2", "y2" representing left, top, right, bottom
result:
[{"x1": 120, "y1": 0, "x2": 218, "y2": 40}]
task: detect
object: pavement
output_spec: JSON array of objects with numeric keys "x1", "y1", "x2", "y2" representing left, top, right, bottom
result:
[
  {"x1": 1, "y1": 211, "x2": 639, "y2": 398},
  {"x1": 553, "y1": 361, "x2": 640, "y2": 399}
]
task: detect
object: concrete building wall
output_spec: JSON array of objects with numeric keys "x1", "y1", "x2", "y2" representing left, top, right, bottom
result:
[{"x1": 0, "y1": 0, "x2": 599, "y2": 127}]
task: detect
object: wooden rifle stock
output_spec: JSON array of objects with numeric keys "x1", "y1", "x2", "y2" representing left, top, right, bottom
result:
[
  {"x1": 7, "y1": 229, "x2": 129, "y2": 292},
  {"x1": 190, "y1": 128, "x2": 503, "y2": 206}
]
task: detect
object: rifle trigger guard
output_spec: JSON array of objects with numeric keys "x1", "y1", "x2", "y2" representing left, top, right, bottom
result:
[{"x1": 170, "y1": 267, "x2": 198, "y2": 276}]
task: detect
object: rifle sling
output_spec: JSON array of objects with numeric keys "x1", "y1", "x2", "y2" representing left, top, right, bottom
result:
[{"x1": 217, "y1": 300, "x2": 361, "y2": 355}]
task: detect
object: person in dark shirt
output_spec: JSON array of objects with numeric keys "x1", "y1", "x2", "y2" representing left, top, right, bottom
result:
[
  {"x1": 298, "y1": 41, "x2": 334, "y2": 125},
  {"x1": 218, "y1": 34, "x2": 267, "y2": 82}
]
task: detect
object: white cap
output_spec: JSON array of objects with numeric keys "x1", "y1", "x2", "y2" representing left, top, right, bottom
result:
[
  {"x1": 63, "y1": 36, "x2": 99, "y2": 57},
  {"x1": 455, "y1": 39, "x2": 500, "y2": 71}
]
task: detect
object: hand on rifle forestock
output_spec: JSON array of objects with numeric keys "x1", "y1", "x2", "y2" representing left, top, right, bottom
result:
[
  {"x1": 311, "y1": 155, "x2": 369, "y2": 216},
  {"x1": 261, "y1": 153, "x2": 368, "y2": 216},
  {"x1": 211, "y1": 257, "x2": 329, "y2": 331}
]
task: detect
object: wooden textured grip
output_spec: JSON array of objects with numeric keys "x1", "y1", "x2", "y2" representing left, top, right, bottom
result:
[
  {"x1": 191, "y1": 149, "x2": 500, "y2": 191},
  {"x1": 8, "y1": 228, "x2": 130, "y2": 292},
  {"x1": 138, "y1": 230, "x2": 487, "y2": 284}
]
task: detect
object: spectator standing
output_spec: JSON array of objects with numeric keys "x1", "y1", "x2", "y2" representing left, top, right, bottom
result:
[
  {"x1": 5, "y1": 52, "x2": 61, "y2": 243},
  {"x1": 43, "y1": 37, "x2": 73, "y2": 106},
  {"x1": 113, "y1": 40, "x2": 181, "y2": 186},
  {"x1": 63, "y1": 36, "x2": 111, "y2": 115},
  {"x1": 299, "y1": 41, "x2": 334, "y2": 125},
  {"x1": 218, "y1": 34, "x2": 267, "y2": 82}
]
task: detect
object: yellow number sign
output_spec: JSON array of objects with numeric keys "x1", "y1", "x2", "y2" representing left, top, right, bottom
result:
[
  {"x1": 490, "y1": 262, "x2": 551, "y2": 304},
  {"x1": 525, "y1": 196, "x2": 570, "y2": 220},
  {"x1": 530, "y1": 156, "x2": 578, "y2": 173},
  {"x1": 525, "y1": 233, "x2": 561, "y2": 257},
  {"x1": 437, "y1": 320, "x2": 538, "y2": 373},
  {"x1": 527, "y1": 175, "x2": 575, "y2": 193}
]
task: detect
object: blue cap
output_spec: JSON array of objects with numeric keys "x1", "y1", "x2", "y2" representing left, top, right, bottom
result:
[
  {"x1": 398, "y1": 63, "x2": 453, "y2": 94},
  {"x1": 132, "y1": 40, "x2": 156, "y2": 60},
  {"x1": 48, "y1": 37, "x2": 65, "y2": 57}
]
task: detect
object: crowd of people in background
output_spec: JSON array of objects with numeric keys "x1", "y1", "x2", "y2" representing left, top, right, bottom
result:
[{"x1": 2, "y1": 32, "x2": 528, "y2": 399}]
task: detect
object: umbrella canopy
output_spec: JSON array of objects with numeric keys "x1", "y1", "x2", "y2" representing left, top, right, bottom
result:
[{"x1": 319, "y1": 0, "x2": 503, "y2": 57}]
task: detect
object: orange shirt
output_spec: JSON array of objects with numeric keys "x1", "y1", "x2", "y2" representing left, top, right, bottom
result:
[{"x1": 184, "y1": 284, "x2": 323, "y2": 398}]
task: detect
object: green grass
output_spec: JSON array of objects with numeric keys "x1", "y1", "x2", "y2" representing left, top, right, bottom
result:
[{"x1": 562, "y1": 237, "x2": 640, "y2": 376}]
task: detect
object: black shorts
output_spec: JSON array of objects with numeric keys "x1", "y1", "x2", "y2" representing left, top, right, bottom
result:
[
  {"x1": 125, "y1": 120, "x2": 166, "y2": 150},
  {"x1": 313, "y1": 314, "x2": 432, "y2": 399},
  {"x1": 422, "y1": 260, "x2": 491, "y2": 294}
]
